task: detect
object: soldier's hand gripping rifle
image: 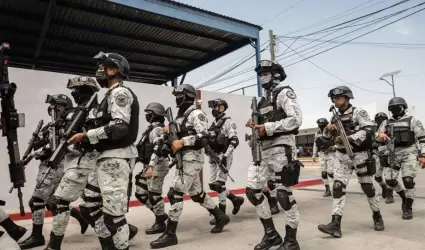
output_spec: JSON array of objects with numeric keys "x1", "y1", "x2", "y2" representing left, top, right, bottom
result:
[
  {"x1": 19, "y1": 120, "x2": 44, "y2": 167},
  {"x1": 165, "y1": 107, "x2": 184, "y2": 184},
  {"x1": 329, "y1": 105, "x2": 356, "y2": 169},
  {"x1": 250, "y1": 97, "x2": 262, "y2": 166},
  {"x1": 0, "y1": 43, "x2": 26, "y2": 215},
  {"x1": 203, "y1": 144, "x2": 235, "y2": 182},
  {"x1": 387, "y1": 124, "x2": 396, "y2": 178},
  {"x1": 36, "y1": 93, "x2": 97, "y2": 189}
]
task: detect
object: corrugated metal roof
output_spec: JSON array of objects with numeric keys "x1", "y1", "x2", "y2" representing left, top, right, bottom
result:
[{"x1": 0, "y1": 0, "x2": 261, "y2": 85}]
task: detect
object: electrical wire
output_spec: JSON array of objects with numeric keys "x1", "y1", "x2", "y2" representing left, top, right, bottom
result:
[{"x1": 261, "y1": 0, "x2": 308, "y2": 26}]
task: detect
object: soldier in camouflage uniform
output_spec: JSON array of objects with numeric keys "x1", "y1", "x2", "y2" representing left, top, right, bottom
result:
[
  {"x1": 20, "y1": 93, "x2": 89, "y2": 249},
  {"x1": 207, "y1": 98, "x2": 244, "y2": 225},
  {"x1": 373, "y1": 112, "x2": 393, "y2": 204},
  {"x1": 68, "y1": 52, "x2": 139, "y2": 250},
  {"x1": 313, "y1": 118, "x2": 335, "y2": 197},
  {"x1": 150, "y1": 84, "x2": 230, "y2": 249},
  {"x1": 318, "y1": 86, "x2": 384, "y2": 238},
  {"x1": 0, "y1": 207, "x2": 26, "y2": 249},
  {"x1": 377, "y1": 97, "x2": 425, "y2": 220},
  {"x1": 135, "y1": 102, "x2": 170, "y2": 234},
  {"x1": 246, "y1": 60, "x2": 302, "y2": 250}
]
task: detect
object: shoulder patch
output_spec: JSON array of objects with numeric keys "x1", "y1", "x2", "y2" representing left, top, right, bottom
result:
[
  {"x1": 416, "y1": 120, "x2": 424, "y2": 129},
  {"x1": 286, "y1": 90, "x2": 296, "y2": 99},
  {"x1": 358, "y1": 110, "x2": 368, "y2": 117},
  {"x1": 198, "y1": 113, "x2": 206, "y2": 122},
  {"x1": 115, "y1": 93, "x2": 128, "y2": 107},
  {"x1": 231, "y1": 123, "x2": 237, "y2": 129}
]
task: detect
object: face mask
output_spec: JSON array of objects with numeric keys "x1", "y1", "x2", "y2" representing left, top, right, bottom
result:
[
  {"x1": 212, "y1": 109, "x2": 221, "y2": 118},
  {"x1": 318, "y1": 125, "x2": 326, "y2": 130},
  {"x1": 390, "y1": 106, "x2": 404, "y2": 116},
  {"x1": 175, "y1": 95, "x2": 184, "y2": 107},
  {"x1": 95, "y1": 66, "x2": 109, "y2": 88},
  {"x1": 260, "y1": 75, "x2": 273, "y2": 90},
  {"x1": 145, "y1": 113, "x2": 153, "y2": 123}
]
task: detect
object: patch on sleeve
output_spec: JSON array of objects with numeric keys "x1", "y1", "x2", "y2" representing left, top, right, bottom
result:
[
  {"x1": 155, "y1": 128, "x2": 162, "y2": 136},
  {"x1": 359, "y1": 110, "x2": 368, "y2": 117},
  {"x1": 198, "y1": 113, "x2": 206, "y2": 122},
  {"x1": 231, "y1": 123, "x2": 237, "y2": 129},
  {"x1": 115, "y1": 93, "x2": 128, "y2": 107},
  {"x1": 286, "y1": 90, "x2": 297, "y2": 99},
  {"x1": 416, "y1": 120, "x2": 424, "y2": 129}
]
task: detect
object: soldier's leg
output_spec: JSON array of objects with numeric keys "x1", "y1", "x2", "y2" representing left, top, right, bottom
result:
[
  {"x1": 246, "y1": 147, "x2": 283, "y2": 250},
  {"x1": 0, "y1": 230, "x2": 21, "y2": 250},
  {"x1": 319, "y1": 155, "x2": 331, "y2": 197},
  {"x1": 266, "y1": 176, "x2": 280, "y2": 214},
  {"x1": 380, "y1": 156, "x2": 394, "y2": 203},
  {"x1": 384, "y1": 165, "x2": 407, "y2": 217},
  {"x1": 0, "y1": 207, "x2": 26, "y2": 242},
  {"x1": 97, "y1": 158, "x2": 133, "y2": 250},
  {"x1": 208, "y1": 161, "x2": 221, "y2": 225},
  {"x1": 401, "y1": 152, "x2": 419, "y2": 220},
  {"x1": 373, "y1": 154, "x2": 389, "y2": 199},
  {"x1": 20, "y1": 162, "x2": 65, "y2": 249},
  {"x1": 318, "y1": 152, "x2": 354, "y2": 238},
  {"x1": 145, "y1": 164, "x2": 169, "y2": 234},
  {"x1": 134, "y1": 170, "x2": 155, "y2": 218}
]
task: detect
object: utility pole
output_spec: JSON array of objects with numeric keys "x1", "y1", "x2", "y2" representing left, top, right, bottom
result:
[
  {"x1": 379, "y1": 70, "x2": 401, "y2": 98},
  {"x1": 269, "y1": 29, "x2": 276, "y2": 61}
]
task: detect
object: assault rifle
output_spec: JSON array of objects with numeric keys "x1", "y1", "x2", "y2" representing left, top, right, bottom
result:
[
  {"x1": 250, "y1": 97, "x2": 261, "y2": 166},
  {"x1": 165, "y1": 107, "x2": 184, "y2": 183},
  {"x1": 203, "y1": 144, "x2": 235, "y2": 182},
  {"x1": 387, "y1": 124, "x2": 396, "y2": 177},
  {"x1": 20, "y1": 119, "x2": 44, "y2": 167},
  {"x1": 0, "y1": 43, "x2": 26, "y2": 215}
]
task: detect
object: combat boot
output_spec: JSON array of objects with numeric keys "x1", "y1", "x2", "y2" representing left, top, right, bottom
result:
[
  {"x1": 318, "y1": 215, "x2": 342, "y2": 238},
  {"x1": 263, "y1": 191, "x2": 280, "y2": 215},
  {"x1": 277, "y1": 225, "x2": 300, "y2": 250},
  {"x1": 380, "y1": 184, "x2": 389, "y2": 199},
  {"x1": 403, "y1": 198, "x2": 413, "y2": 220},
  {"x1": 209, "y1": 206, "x2": 230, "y2": 233},
  {"x1": 146, "y1": 214, "x2": 167, "y2": 234},
  {"x1": 227, "y1": 192, "x2": 245, "y2": 215},
  {"x1": 0, "y1": 217, "x2": 27, "y2": 241},
  {"x1": 19, "y1": 224, "x2": 45, "y2": 249},
  {"x1": 150, "y1": 220, "x2": 178, "y2": 249},
  {"x1": 129, "y1": 223, "x2": 139, "y2": 240},
  {"x1": 70, "y1": 207, "x2": 89, "y2": 234},
  {"x1": 43, "y1": 233, "x2": 64, "y2": 250},
  {"x1": 254, "y1": 218, "x2": 283, "y2": 250},
  {"x1": 210, "y1": 204, "x2": 225, "y2": 225},
  {"x1": 323, "y1": 185, "x2": 332, "y2": 197},
  {"x1": 372, "y1": 211, "x2": 385, "y2": 231},
  {"x1": 385, "y1": 189, "x2": 394, "y2": 204},
  {"x1": 98, "y1": 236, "x2": 114, "y2": 250}
]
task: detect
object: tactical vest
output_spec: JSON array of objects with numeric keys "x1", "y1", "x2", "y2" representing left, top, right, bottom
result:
[
  {"x1": 138, "y1": 124, "x2": 164, "y2": 165},
  {"x1": 315, "y1": 131, "x2": 334, "y2": 151},
  {"x1": 386, "y1": 117, "x2": 415, "y2": 147},
  {"x1": 331, "y1": 107, "x2": 372, "y2": 152},
  {"x1": 176, "y1": 107, "x2": 203, "y2": 150},
  {"x1": 257, "y1": 86, "x2": 299, "y2": 140},
  {"x1": 208, "y1": 117, "x2": 230, "y2": 153},
  {"x1": 95, "y1": 85, "x2": 140, "y2": 152}
]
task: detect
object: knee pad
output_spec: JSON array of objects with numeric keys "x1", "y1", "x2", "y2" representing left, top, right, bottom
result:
[
  {"x1": 402, "y1": 177, "x2": 415, "y2": 189},
  {"x1": 28, "y1": 197, "x2": 45, "y2": 212},
  {"x1": 276, "y1": 189, "x2": 295, "y2": 211},
  {"x1": 374, "y1": 176, "x2": 383, "y2": 183},
  {"x1": 135, "y1": 192, "x2": 149, "y2": 205},
  {"x1": 328, "y1": 173, "x2": 334, "y2": 179},
  {"x1": 209, "y1": 181, "x2": 225, "y2": 193},
  {"x1": 321, "y1": 171, "x2": 328, "y2": 180},
  {"x1": 79, "y1": 205, "x2": 99, "y2": 226},
  {"x1": 104, "y1": 213, "x2": 127, "y2": 236},
  {"x1": 360, "y1": 183, "x2": 376, "y2": 198},
  {"x1": 167, "y1": 188, "x2": 184, "y2": 205},
  {"x1": 148, "y1": 192, "x2": 163, "y2": 206},
  {"x1": 190, "y1": 191, "x2": 206, "y2": 203},
  {"x1": 246, "y1": 188, "x2": 264, "y2": 206},
  {"x1": 46, "y1": 196, "x2": 70, "y2": 216},
  {"x1": 332, "y1": 180, "x2": 346, "y2": 199},
  {"x1": 385, "y1": 179, "x2": 398, "y2": 188},
  {"x1": 267, "y1": 179, "x2": 276, "y2": 190}
]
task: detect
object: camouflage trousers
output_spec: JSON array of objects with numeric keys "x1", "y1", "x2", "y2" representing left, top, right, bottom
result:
[
  {"x1": 383, "y1": 145, "x2": 419, "y2": 199},
  {"x1": 168, "y1": 159, "x2": 216, "y2": 222},
  {"x1": 246, "y1": 146, "x2": 300, "y2": 229},
  {"x1": 31, "y1": 160, "x2": 64, "y2": 225},
  {"x1": 332, "y1": 151, "x2": 380, "y2": 216},
  {"x1": 135, "y1": 160, "x2": 169, "y2": 216},
  {"x1": 209, "y1": 153, "x2": 233, "y2": 206},
  {"x1": 0, "y1": 230, "x2": 20, "y2": 250},
  {"x1": 318, "y1": 151, "x2": 335, "y2": 186}
]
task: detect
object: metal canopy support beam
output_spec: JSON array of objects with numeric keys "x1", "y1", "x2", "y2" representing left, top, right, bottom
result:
[
  {"x1": 32, "y1": 0, "x2": 56, "y2": 69},
  {"x1": 171, "y1": 77, "x2": 178, "y2": 87},
  {"x1": 107, "y1": 0, "x2": 262, "y2": 39},
  {"x1": 254, "y1": 38, "x2": 262, "y2": 97}
]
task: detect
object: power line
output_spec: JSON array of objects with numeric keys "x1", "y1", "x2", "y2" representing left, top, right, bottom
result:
[{"x1": 261, "y1": 0, "x2": 308, "y2": 26}]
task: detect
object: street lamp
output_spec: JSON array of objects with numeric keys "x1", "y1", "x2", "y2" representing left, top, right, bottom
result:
[{"x1": 379, "y1": 70, "x2": 401, "y2": 97}]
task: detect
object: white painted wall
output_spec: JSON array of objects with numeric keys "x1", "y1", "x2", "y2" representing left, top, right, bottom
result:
[{"x1": 0, "y1": 68, "x2": 257, "y2": 213}]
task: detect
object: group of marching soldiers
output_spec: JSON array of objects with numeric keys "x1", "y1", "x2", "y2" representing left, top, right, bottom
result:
[
  {"x1": 313, "y1": 87, "x2": 425, "y2": 238},
  {"x1": 1, "y1": 50, "x2": 424, "y2": 250}
]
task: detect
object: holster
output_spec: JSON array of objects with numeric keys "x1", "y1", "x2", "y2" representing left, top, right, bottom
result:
[
  {"x1": 277, "y1": 145, "x2": 303, "y2": 187},
  {"x1": 365, "y1": 150, "x2": 376, "y2": 176}
]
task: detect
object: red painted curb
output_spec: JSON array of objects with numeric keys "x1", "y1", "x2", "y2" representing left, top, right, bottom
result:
[{"x1": 9, "y1": 179, "x2": 322, "y2": 221}]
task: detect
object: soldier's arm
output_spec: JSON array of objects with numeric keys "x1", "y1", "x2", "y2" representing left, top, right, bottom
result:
[
  {"x1": 312, "y1": 132, "x2": 319, "y2": 157},
  {"x1": 149, "y1": 127, "x2": 165, "y2": 167},
  {"x1": 351, "y1": 108, "x2": 375, "y2": 146},
  {"x1": 182, "y1": 110, "x2": 209, "y2": 147},
  {"x1": 264, "y1": 89, "x2": 302, "y2": 136},
  {"x1": 323, "y1": 116, "x2": 335, "y2": 139},
  {"x1": 224, "y1": 119, "x2": 239, "y2": 158},
  {"x1": 376, "y1": 120, "x2": 388, "y2": 141},
  {"x1": 32, "y1": 125, "x2": 51, "y2": 150},
  {"x1": 86, "y1": 88, "x2": 133, "y2": 144},
  {"x1": 411, "y1": 117, "x2": 425, "y2": 154}
]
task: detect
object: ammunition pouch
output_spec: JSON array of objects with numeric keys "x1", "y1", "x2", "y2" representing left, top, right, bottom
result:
[{"x1": 365, "y1": 152, "x2": 376, "y2": 176}]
